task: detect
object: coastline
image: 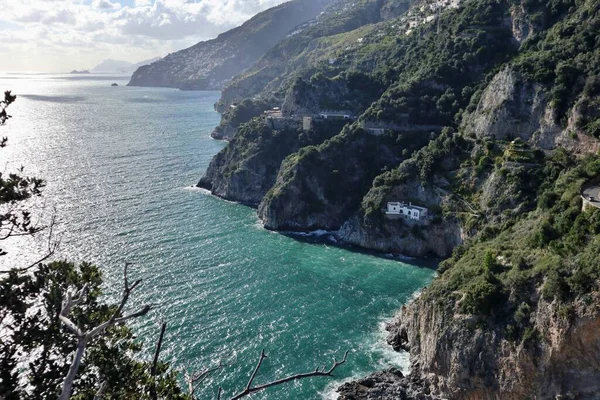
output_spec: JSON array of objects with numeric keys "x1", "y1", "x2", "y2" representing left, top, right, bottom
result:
[{"x1": 195, "y1": 187, "x2": 441, "y2": 269}]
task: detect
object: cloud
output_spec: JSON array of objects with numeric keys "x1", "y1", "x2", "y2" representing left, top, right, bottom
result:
[
  {"x1": 0, "y1": 0, "x2": 289, "y2": 72},
  {"x1": 92, "y1": 0, "x2": 122, "y2": 10}
]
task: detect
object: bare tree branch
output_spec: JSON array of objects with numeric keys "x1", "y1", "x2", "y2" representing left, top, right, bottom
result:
[
  {"x1": 227, "y1": 350, "x2": 349, "y2": 400},
  {"x1": 58, "y1": 263, "x2": 152, "y2": 400},
  {"x1": 186, "y1": 362, "x2": 222, "y2": 397},
  {"x1": 1, "y1": 213, "x2": 59, "y2": 274},
  {"x1": 186, "y1": 350, "x2": 236, "y2": 398},
  {"x1": 93, "y1": 381, "x2": 107, "y2": 400},
  {"x1": 245, "y1": 349, "x2": 266, "y2": 392},
  {"x1": 150, "y1": 321, "x2": 167, "y2": 400}
]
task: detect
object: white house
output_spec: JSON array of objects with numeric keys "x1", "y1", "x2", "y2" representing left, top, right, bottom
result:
[{"x1": 385, "y1": 201, "x2": 429, "y2": 220}]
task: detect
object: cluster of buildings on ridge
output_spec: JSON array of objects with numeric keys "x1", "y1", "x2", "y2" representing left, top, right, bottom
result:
[
  {"x1": 400, "y1": 0, "x2": 461, "y2": 35},
  {"x1": 262, "y1": 107, "x2": 355, "y2": 131}
]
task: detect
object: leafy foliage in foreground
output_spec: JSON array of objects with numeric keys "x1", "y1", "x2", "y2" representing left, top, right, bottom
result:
[
  {"x1": 0, "y1": 261, "x2": 187, "y2": 400},
  {"x1": 0, "y1": 91, "x2": 45, "y2": 257}
]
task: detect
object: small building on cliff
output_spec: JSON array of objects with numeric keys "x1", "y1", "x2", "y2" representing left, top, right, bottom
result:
[
  {"x1": 385, "y1": 202, "x2": 428, "y2": 220},
  {"x1": 318, "y1": 110, "x2": 354, "y2": 120}
]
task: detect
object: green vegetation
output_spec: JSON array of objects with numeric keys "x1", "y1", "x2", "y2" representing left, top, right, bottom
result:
[
  {"x1": 0, "y1": 93, "x2": 187, "y2": 399},
  {"x1": 513, "y1": 0, "x2": 600, "y2": 128},
  {"x1": 360, "y1": 0, "x2": 515, "y2": 126},
  {"x1": 1, "y1": 262, "x2": 187, "y2": 399},
  {"x1": 262, "y1": 124, "x2": 433, "y2": 228},
  {"x1": 213, "y1": 98, "x2": 274, "y2": 137},
  {"x1": 428, "y1": 153, "x2": 600, "y2": 343}
]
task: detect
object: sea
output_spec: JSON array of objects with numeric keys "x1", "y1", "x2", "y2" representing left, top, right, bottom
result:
[{"x1": 0, "y1": 72, "x2": 435, "y2": 399}]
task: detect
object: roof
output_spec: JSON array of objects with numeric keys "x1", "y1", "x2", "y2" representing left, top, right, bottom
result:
[{"x1": 387, "y1": 201, "x2": 428, "y2": 211}]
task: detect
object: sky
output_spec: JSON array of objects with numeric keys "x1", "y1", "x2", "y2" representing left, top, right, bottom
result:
[{"x1": 0, "y1": 0, "x2": 288, "y2": 72}]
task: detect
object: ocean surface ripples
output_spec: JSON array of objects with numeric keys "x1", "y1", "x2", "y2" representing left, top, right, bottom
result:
[{"x1": 0, "y1": 73, "x2": 435, "y2": 399}]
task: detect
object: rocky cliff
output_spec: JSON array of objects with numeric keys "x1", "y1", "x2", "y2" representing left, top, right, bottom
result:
[
  {"x1": 198, "y1": 118, "x2": 345, "y2": 205},
  {"x1": 258, "y1": 127, "x2": 432, "y2": 232},
  {"x1": 196, "y1": 0, "x2": 600, "y2": 396},
  {"x1": 380, "y1": 286, "x2": 600, "y2": 399},
  {"x1": 337, "y1": 180, "x2": 463, "y2": 258},
  {"x1": 127, "y1": 0, "x2": 332, "y2": 90},
  {"x1": 215, "y1": 0, "x2": 399, "y2": 112}
]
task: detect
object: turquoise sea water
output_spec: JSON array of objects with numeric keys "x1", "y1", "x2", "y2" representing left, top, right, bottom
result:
[{"x1": 0, "y1": 73, "x2": 435, "y2": 399}]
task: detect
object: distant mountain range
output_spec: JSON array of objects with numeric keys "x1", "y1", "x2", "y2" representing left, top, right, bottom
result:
[
  {"x1": 127, "y1": 0, "x2": 333, "y2": 90},
  {"x1": 91, "y1": 57, "x2": 161, "y2": 74}
]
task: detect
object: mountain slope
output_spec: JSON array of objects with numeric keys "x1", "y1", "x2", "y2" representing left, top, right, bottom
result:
[
  {"x1": 92, "y1": 57, "x2": 160, "y2": 73},
  {"x1": 197, "y1": 0, "x2": 600, "y2": 397},
  {"x1": 127, "y1": 0, "x2": 333, "y2": 90},
  {"x1": 215, "y1": 0, "x2": 409, "y2": 111}
]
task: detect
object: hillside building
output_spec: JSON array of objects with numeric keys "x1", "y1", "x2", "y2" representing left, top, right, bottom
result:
[
  {"x1": 385, "y1": 201, "x2": 429, "y2": 220},
  {"x1": 318, "y1": 110, "x2": 354, "y2": 120},
  {"x1": 303, "y1": 116, "x2": 313, "y2": 131}
]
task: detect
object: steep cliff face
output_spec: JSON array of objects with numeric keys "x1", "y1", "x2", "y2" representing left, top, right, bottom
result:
[
  {"x1": 462, "y1": 67, "x2": 598, "y2": 154},
  {"x1": 198, "y1": 119, "x2": 344, "y2": 205},
  {"x1": 380, "y1": 0, "x2": 412, "y2": 20},
  {"x1": 338, "y1": 181, "x2": 462, "y2": 257},
  {"x1": 193, "y1": 0, "x2": 600, "y2": 397},
  {"x1": 258, "y1": 128, "x2": 431, "y2": 231},
  {"x1": 385, "y1": 289, "x2": 600, "y2": 400},
  {"x1": 128, "y1": 0, "x2": 332, "y2": 90},
  {"x1": 210, "y1": 99, "x2": 274, "y2": 140}
]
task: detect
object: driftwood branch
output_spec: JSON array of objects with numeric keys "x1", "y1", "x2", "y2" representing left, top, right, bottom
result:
[
  {"x1": 227, "y1": 350, "x2": 349, "y2": 400},
  {"x1": 58, "y1": 263, "x2": 152, "y2": 400}
]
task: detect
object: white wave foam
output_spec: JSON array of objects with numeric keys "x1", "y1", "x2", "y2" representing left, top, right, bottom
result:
[{"x1": 183, "y1": 185, "x2": 210, "y2": 194}]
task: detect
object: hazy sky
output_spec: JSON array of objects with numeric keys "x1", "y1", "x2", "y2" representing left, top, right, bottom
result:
[{"x1": 0, "y1": 0, "x2": 287, "y2": 72}]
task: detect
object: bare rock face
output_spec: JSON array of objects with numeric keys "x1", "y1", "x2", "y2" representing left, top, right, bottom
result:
[
  {"x1": 380, "y1": 0, "x2": 412, "y2": 21},
  {"x1": 382, "y1": 291, "x2": 600, "y2": 400},
  {"x1": 463, "y1": 67, "x2": 555, "y2": 144},
  {"x1": 509, "y1": 3, "x2": 533, "y2": 44},
  {"x1": 463, "y1": 67, "x2": 600, "y2": 154},
  {"x1": 338, "y1": 215, "x2": 462, "y2": 258},
  {"x1": 210, "y1": 124, "x2": 237, "y2": 141}
]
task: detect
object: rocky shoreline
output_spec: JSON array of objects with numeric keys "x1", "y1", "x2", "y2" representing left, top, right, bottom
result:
[{"x1": 337, "y1": 368, "x2": 443, "y2": 400}]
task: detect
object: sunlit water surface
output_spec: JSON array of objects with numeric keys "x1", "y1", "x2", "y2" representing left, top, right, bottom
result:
[{"x1": 0, "y1": 73, "x2": 435, "y2": 399}]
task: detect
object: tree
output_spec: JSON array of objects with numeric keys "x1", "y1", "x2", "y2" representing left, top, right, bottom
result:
[
  {"x1": 0, "y1": 93, "x2": 185, "y2": 399},
  {"x1": 0, "y1": 91, "x2": 52, "y2": 266},
  {"x1": 0, "y1": 261, "x2": 188, "y2": 399}
]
